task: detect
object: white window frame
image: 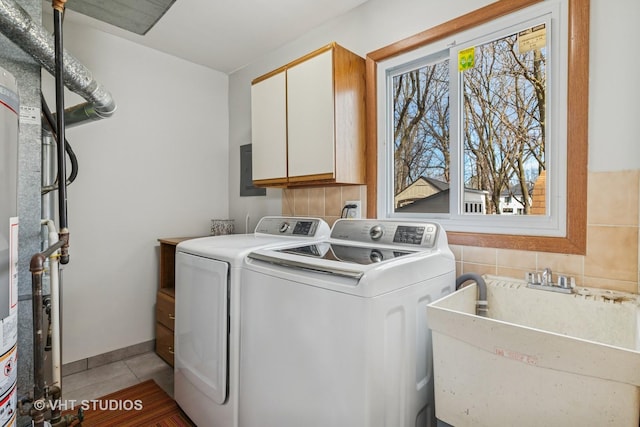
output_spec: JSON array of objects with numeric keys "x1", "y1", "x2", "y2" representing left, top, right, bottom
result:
[{"x1": 376, "y1": 0, "x2": 568, "y2": 237}]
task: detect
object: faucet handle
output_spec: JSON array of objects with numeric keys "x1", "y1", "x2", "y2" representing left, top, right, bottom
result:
[
  {"x1": 557, "y1": 275, "x2": 575, "y2": 289},
  {"x1": 525, "y1": 271, "x2": 540, "y2": 285}
]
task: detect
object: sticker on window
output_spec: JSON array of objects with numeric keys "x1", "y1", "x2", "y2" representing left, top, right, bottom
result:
[
  {"x1": 458, "y1": 47, "x2": 475, "y2": 71},
  {"x1": 518, "y1": 23, "x2": 546, "y2": 54}
]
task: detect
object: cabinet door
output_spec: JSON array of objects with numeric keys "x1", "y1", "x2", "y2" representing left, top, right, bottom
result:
[
  {"x1": 287, "y1": 49, "x2": 335, "y2": 180},
  {"x1": 251, "y1": 71, "x2": 287, "y2": 183}
]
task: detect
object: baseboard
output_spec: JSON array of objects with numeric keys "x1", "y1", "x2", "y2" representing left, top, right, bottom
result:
[{"x1": 62, "y1": 340, "x2": 155, "y2": 377}]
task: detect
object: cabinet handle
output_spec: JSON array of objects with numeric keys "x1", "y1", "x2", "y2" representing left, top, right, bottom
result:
[
  {"x1": 168, "y1": 314, "x2": 175, "y2": 320},
  {"x1": 168, "y1": 346, "x2": 174, "y2": 355}
]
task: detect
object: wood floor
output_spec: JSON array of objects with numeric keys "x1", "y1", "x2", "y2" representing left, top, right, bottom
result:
[{"x1": 65, "y1": 379, "x2": 193, "y2": 426}]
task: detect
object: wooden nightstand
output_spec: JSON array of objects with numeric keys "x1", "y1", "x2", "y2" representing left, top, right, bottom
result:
[{"x1": 156, "y1": 237, "x2": 196, "y2": 366}]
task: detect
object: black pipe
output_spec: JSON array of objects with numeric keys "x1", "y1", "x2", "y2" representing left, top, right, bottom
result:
[
  {"x1": 53, "y1": 3, "x2": 70, "y2": 264},
  {"x1": 41, "y1": 94, "x2": 78, "y2": 186}
]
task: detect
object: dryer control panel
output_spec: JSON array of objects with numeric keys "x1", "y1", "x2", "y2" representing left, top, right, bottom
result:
[{"x1": 255, "y1": 216, "x2": 330, "y2": 239}]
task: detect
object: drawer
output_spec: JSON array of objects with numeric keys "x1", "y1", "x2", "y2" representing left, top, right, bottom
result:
[
  {"x1": 156, "y1": 291, "x2": 175, "y2": 330},
  {"x1": 155, "y1": 322, "x2": 174, "y2": 367}
]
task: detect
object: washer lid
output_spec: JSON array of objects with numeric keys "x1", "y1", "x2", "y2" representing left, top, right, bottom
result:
[
  {"x1": 278, "y1": 242, "x2": 416, "y2": 265},
  {"x1": 247, "y1": 241, "x2": 425, "y2": 281}
]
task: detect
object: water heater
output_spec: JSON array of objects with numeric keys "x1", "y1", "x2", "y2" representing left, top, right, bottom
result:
[{"x1": 0, "y1": 66, "x2": 19, "y2": 427}]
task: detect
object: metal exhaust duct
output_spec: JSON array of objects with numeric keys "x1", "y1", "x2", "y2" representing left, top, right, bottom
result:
[{"x1": 0, "y1": 0, "x2": 116, "y2": 127}]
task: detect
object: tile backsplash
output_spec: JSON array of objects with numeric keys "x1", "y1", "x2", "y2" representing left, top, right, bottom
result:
[
  {"x1": 282, "y1": 185, "x2": 368, "y2": 226},
  {"x1": 282, "y1": 170, "x2": 640, "y2": 294}
]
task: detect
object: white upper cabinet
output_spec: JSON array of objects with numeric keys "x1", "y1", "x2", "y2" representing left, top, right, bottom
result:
[
  {"x1": 250, "y1": 69, "x2": 287, "y2": 184},
  {"x1": 287, "y1": 50, "x2": 335, "y2": 179},
  {"x1": 251, "y1": 43, "x2": 365, "y2": 187}
]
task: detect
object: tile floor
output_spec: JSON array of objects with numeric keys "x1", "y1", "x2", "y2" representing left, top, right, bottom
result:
[{"x1": 61, "y1": 352, "x2": 174, "y2": 402}]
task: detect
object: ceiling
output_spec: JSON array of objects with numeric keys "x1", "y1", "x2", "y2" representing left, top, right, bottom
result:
[{"x1": 43, "y1": 0, "x2": 370, "y2": 74}]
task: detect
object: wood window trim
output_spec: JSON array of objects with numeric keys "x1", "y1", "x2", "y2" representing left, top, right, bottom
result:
[{"x1": 365, "y1": 0, "x2": 589, "y2": 254}]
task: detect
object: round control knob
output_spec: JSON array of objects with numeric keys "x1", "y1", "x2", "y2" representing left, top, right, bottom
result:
[
  {"x1": 279, "y1": 222, "x2": 290, "y2": 233},
  {"x1": 369, "y1": 225, "x2": 383, "y2": 240},
  {"x1": 369, "y1": 249, "x2": 383, "y2": 263}
]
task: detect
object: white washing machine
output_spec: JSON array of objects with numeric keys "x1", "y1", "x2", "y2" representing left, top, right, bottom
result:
[
  {"x1": 174, "y1": 216, "x2": 330, "y2": 427},
  {"x1": 238, "y1": 219, "x2": 455, "y2": 427}
]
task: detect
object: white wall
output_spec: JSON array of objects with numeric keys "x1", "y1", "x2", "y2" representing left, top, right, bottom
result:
[
  {"x1": 228, "y1": 0, "x2": 640, "y2": 221},
  {"x1": 588, "y1": 0, "x2": 640, "y2": 171},
  {"x1": 41, "y1": 17, "x2": 229, "y2": 363}
]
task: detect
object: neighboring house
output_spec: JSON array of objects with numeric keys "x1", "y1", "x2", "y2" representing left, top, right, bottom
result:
[
  {"x1": 499, "y1": 184, "x2": 534, "y2": 215},
  {"x1": 499, "y1": 193, "x2": 526, "y2": 215},
  {"x1": 462, "y1": 189, "x2": 488, "y2": 214},
  {"x1": 394, "y1": 177, "x2": 449, "y2": 209},
  {"x1": 395, "y1": 177, "x2": 487, "y2": 214},
  {"x1": 397, "y1": 188, "x2": 450, "y2": 213}
]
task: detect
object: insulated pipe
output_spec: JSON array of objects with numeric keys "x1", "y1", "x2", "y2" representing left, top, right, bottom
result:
[
  {"x1": 0, "y1": 0, "x2": 116, "y2": 127},
  {"x1": 455, "y1": 273, "x2": 488, "y2": 317}
]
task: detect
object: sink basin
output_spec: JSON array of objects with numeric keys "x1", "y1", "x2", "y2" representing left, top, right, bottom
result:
[{"x1": 427, "y1": 275, "x2": 640, "y2": 427}]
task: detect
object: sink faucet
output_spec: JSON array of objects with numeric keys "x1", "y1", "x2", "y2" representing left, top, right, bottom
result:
[{"x1": 526, "y1": 268, "x2": 574, "y2": 294}]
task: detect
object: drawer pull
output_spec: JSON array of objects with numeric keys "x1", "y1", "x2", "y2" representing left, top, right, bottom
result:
[
  {"x1": 168, "y1": 346, "x2": 174, "y2": 354},
  {"x1": 168, "y1": 314, "x2": 175, "y2": 320}
]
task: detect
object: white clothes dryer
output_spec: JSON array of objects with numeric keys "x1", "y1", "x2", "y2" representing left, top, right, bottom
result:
[
  {"x1": 239, "y1": 219, "x2": 455, "y2": 427},
  {"x1": 174, "y1": 216, "x2": 329, "y2": 427}
]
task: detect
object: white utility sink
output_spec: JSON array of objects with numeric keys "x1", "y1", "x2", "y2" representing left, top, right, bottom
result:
[{"x1": 427, "y1": 275, "x2": 640, "y2": 427}]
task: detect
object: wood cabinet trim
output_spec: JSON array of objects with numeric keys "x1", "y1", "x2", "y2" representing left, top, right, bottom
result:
[
  {"x1": 252, "y1": 43, "x2": 337, "y2": 86},
  {"x1": 252, "y1": 65, "x2": 286, "y2": 85}
]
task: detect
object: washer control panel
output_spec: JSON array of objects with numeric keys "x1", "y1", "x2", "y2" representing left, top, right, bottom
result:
[{"x1": 331, "y1": 219, "x2": 439, "y2": 248}]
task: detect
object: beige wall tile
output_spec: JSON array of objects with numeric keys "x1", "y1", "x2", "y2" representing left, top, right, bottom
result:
[
  {"x1": 537, "y1": 252, "x2": 583, "y2": 279},
  {"x1": 282, "y1": 189, "x2": 294, "y2": 216},
  {"x1": 293, "y1": 188, "x2": 309, "y2": 216},
  {"x1": 462, "y1": 262, "x2": 497, "y2": 277},
  {"x1": 308, "y1": 188, "x2": 325, "y2": 217},
  {"x1": 496, "y1": 266, "x2": 530, "y2": 282},
  {"x1": 585, "y1": 225, "x2": 638, "y2": 282},
  {"x1": 582, "y1": 276, "x2": 637, "y2": 294},
  {"x1": 341, "y1": 186, "x2": 362, "y2": 206},
  {"x1": 325, "y1": 187, "x2": 342, "y2": 217},
  {"x1": 588, "y1": 170, "x2": 639, "y2": 226},
  {"x1": 463, "y1": 246, "x2": 497, "y2": 265},
  {"x1": 497, "y1": 249, "x2": 536, "y2": 271}
]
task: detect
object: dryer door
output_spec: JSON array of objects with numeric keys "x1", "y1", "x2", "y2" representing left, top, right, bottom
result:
[{"x1": 175, "y1": 252, "x2": 229, "y2": 405}]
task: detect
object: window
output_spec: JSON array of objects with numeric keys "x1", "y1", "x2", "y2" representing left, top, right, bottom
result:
[{"x1": 365, "y1": 0, "x2": 589, "y2": 254}]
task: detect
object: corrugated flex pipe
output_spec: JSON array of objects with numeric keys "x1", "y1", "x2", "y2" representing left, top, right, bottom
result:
[
  {"x1": 455, "y1": 273, "x2": 488, "y2": 317},
  {"x1": 0, "y1": 0, "x2": 116, "y2": 127}
]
